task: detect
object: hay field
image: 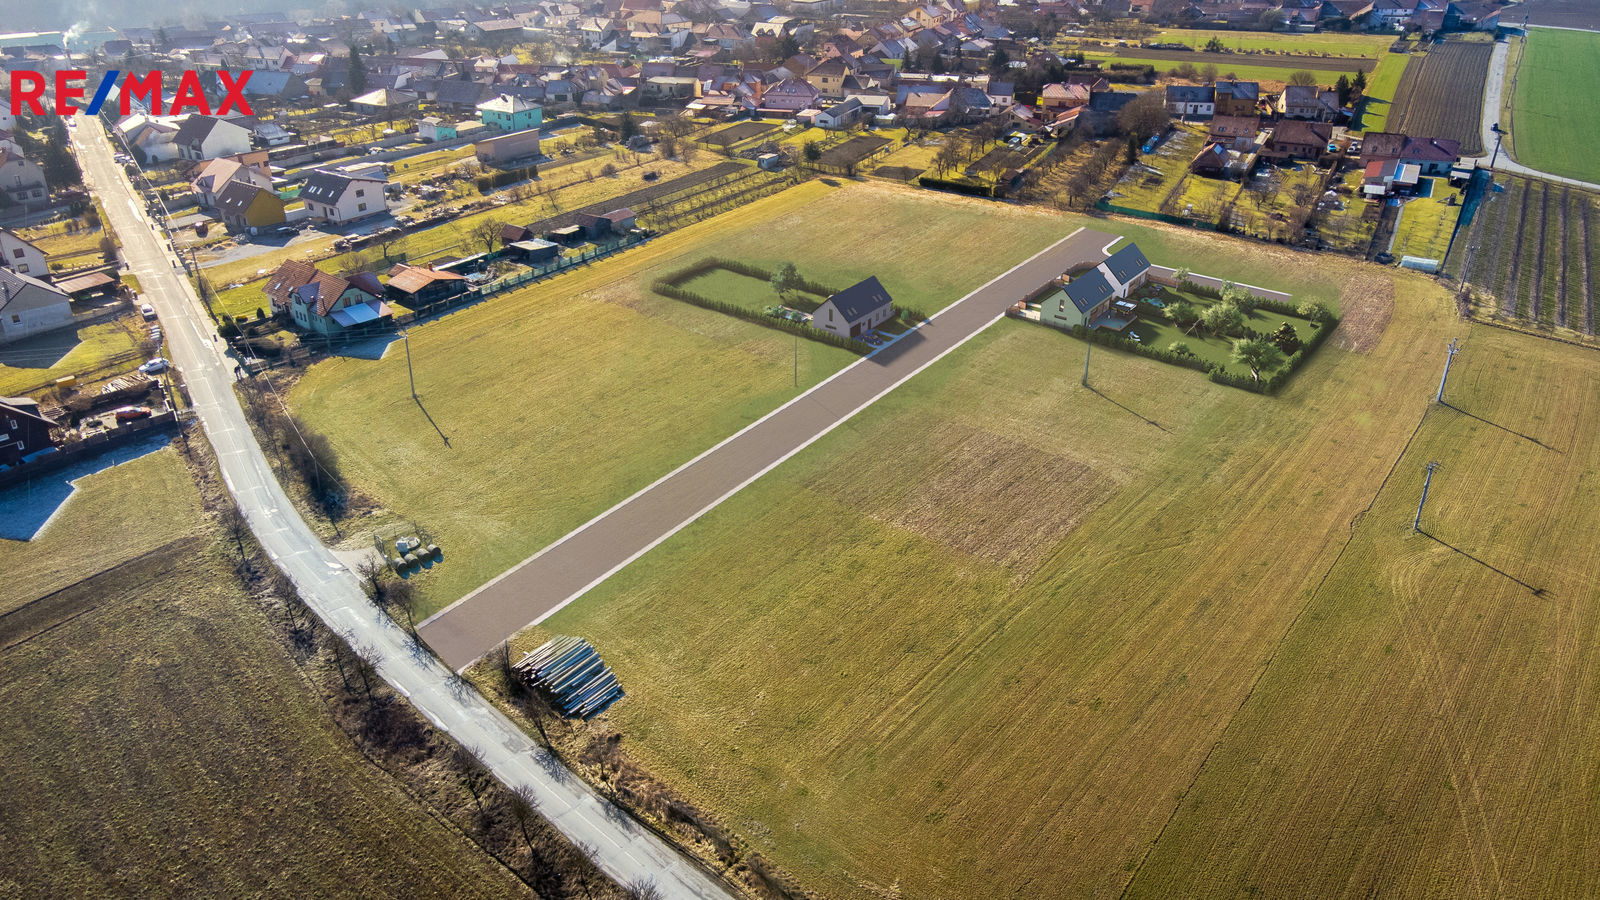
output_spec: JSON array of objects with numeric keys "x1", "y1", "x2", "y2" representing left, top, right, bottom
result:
[{"x1": 1508, "y1": 28, "x2": 1600, "y2": 184}]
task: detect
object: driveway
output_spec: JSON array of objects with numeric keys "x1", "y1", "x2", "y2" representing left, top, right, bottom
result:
[{"x1": 419, "y1": 226, "x2": 1120, "y2": 671}]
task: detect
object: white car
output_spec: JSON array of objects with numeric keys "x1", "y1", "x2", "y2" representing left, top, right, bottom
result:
[
  {"x1": 139, "y1": 357, "x2": 170, "y2": 374},
  {"x1": 140, "y1": 303, "x2": 157, "y2": 320}
]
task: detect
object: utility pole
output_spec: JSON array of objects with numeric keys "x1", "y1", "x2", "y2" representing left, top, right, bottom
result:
[
  {"x1": 1435, "y1": 337, "x2": 1461, "y2": 403},
  {"x1": 1082, "y1": 340, "x2": 1091, "y2": 387},
  {"x1": 1414, "y1": 461, "x2": 1440, "y2": 532},
  {"x1": 1488, "y1": 123, "x2": 1503, "y2": 170}
]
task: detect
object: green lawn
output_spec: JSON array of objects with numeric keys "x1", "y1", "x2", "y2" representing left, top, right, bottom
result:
[
  {"x1": 0, "y1": 315, "x2": 145, "y2": 397},
  {"x1": 0, "y1": 447, "x2": 536, "y2": 897},
  {"x1": 1354, "y1": 52, "x2": 1411, "y2": 133},
  {"x1": 680, "y1": 266, "x2": 831, "y2": 314},
  {"x1": 1081, "y1": 52, "x2": 1361, "y2": 86},
  {"x1": 290, "y1": 180, "x2": 1078, "y2": 616},
  {"x1": 1117, "y1": 284, "x2": 1318, "y2": 378},
  {"x1": 1509, "y1": 27, "x2": 1600, "y2": 184},
  {"x1": 1109, "y1": 124, "x2": 1207, "y2": 213},
  {"x1": 1391, "y1": 177, "x2": 1465, "y2": 262},
  {"x1": 476, "y1": 242, "x2": 1474, "y2": 898}
]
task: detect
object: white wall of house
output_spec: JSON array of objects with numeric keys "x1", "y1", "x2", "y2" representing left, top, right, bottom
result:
[
  {"x1": 0, "y1": 283, "x2": 73, "y2": 346},
  {"x1": 0, "y1": 231, "x2": 47, "y2": 277},
  {"x1": 313, "y1": 180, "x2": 386, "y2": 224},
  {"x1": 811, "y1": 300, "x2": 891, "y2": 338}
]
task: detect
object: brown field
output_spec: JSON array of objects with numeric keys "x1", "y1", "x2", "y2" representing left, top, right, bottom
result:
[{"x1": 1388, "y1": 41, "x2": 1492, "y2": 154}]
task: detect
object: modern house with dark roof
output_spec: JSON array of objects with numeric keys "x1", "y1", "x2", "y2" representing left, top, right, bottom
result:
[
  {"x1": 299, "y1": 169, "x2": 387, "y2": 225},
  {"x1": 812, "y1": 275, "x2": 894, "y2": 339},
  {"x1": 1097, "y1": 243, "x2": 1151, "y2": 298},
  {"x1": 1040, "y1": 268, "x2": 1116, "y2": 331},
  {"x1": 1165, "y1": 84, "x2": 1214, "y2": 117},
  {"x1": 173, "y1": 115, "x2": 254, "y2": 162}
]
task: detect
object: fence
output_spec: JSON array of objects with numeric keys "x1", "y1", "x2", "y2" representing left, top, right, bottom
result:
[{"x1": 0, "y1": 411, "x2": 178, "y2": 491}]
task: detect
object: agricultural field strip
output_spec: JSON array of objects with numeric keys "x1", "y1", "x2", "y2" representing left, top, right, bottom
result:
[
  {"x1": 1112, "y1": 47, "x2": 1374, "y2": 71},
  {"x1": 1387, "y1": 41, "x2": 1491, "y2": 155},
  {"x1": 416, "y1": 226, "x2": 1118, "y2": 669}
]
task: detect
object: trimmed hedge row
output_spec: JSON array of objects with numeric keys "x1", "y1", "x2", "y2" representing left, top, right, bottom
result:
[
  {"x1": 476, "y1": 164, "x2": 539, "y2": 193},
  {"x1": 653, "y1": 280, "x2": 867, "y2": 355},
  {"x1": 918, "y1": 176, "x2": 994, "y2": 198}
]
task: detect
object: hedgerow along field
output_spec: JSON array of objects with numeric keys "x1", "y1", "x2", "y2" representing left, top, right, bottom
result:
[
  {"x1": 1386, "y1": 40, "x2": 1492, "y2": 154},
  {"x1": 0, "y1": 449, "x2": 533, "y2": 897},
  {"x1": 479, "y1": 229, "x2": 1470, "y2": 898},
  {"x1": 1127, "y1": 324, "x2": 1600, "y2": 897},
  {"x1": 288, "y1": 180, "x2": 1080, "y2": 617},
  {"x1": 1449, "y1": 173, "x2": 1598, "y2": 335},
  {"x1": 1507, "y1": 27, "x2": 1600, "y2": 185}
]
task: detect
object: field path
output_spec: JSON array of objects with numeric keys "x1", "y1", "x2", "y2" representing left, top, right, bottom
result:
[{"x1": 419, "y1": 227, "x2": 1119, "y2": 669}]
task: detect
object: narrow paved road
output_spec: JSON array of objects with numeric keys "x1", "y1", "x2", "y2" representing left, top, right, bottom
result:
[
  {"x1": 420, "y1": 226, "x2": 1117, "y2": 669},
  {"x1": 73, "y1": 118, "x2": 734, "y2": 900},
  {"x1": 1473, "y1": 36, "x2": 1600, "y2": 191}
]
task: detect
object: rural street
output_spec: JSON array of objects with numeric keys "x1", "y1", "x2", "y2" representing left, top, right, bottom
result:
[
  {"x1": 1474, "y1": 36, "x2": 1600, "y2": 192},
  {"x1": 420, "y1": 225, "x2": 1118, "y2": 669},
  {"x1": 72, "y1": 119, "x2": 734, "y2": 900}
]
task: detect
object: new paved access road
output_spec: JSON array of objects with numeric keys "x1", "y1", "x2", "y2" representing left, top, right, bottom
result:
[{"x1": 419, "y1": 225, "x2": 1119, "y2": 670}]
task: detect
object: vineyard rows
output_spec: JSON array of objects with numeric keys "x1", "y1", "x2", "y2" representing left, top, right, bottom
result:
[
  {"x1": 1455, "y1": 174, "x2": 1599, "y2": 335},
  {"x1": 1386, "y1": 42, "x2": 1492, "y2": 155}
]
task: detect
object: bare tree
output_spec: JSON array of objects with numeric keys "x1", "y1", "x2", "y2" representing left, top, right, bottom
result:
[
  {"x1": 221, "y1": 501, "x2": 250, "y2": 561},
  {"x1": 624, "y1": 878, "x2": 664, "y2": 900},
  {"x1": 509, "y1": 784, "x2": 540, "y2": 860},
  {"x1": 452, "y1": 742, "x2": 491, "y2": 822},
  {"x1": 471, "y1": 217, "x2": 507, "y2": 255}
]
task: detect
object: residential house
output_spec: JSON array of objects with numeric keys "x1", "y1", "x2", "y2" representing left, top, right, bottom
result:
[
  {"x1": 350, "y1": 87, "x2": 420, "y2": 117},
  {"x1": 119, "y1": 116, "x2": 181, "y2": 162},
  {"x1": 1039, "y1": 82, "x2": 1091, "y2": 115},
  {"x1": 1360, "y1": 132, "x2": 1461, "y2": 176},
  {"x1": 804, "y1": 57, "x2": 853, "y2": 99},
  {"x1": 467, "y1": 18, "x2": 529, "y2": 41},
  {"x1": 383, "y1": 264, "x2": 471, "y2": 305},
  {"x1": 0, "y1": 269, "x2": 73, "y2": 345},
  {"x1": 1263, "y1": 120, "x2": 1335, "y2": 160},
  {"x1": 1040, "y1": 268, "x2": 1116, "y2": 331},
  {"x1": 0, "y1": 396, "x2": 57, "y2": 467},
  {"x1": 215, "y1": 181, "x2": 288, "y2": 231},
  {"x1": 262, "y1": 260, "x2": 389, "y2": 333},
  {"x1": 0, "y1": 148, "x2": 47, "y2": 205},
  {"x1": 1362, "y1": 159, "x2": 1421, "y2": 197},
  {"x1": 761, "y1": 77, "x2": 821, "y2": 113},
  {"x1": 1277, "y1": 84, "x2": 1342, "y2": 122},
  {"x1": 1208, "y1": 115, "x2": 1260, "y2": 151},
  {"x1": 190, "y1": 156, "x2": 272, "y2": 208},
  {"x1": 476, "y1": 94, "x2": 543, "y2": 133},
  {"x1": 299, "y1": 169, "x2": 387, "y2": 225},
  {"x1": 173, "y1": 115, "x2": 254, "y2": 162},
  {"x1": 812, "y1": 276, "x2": 894, "y2": 339},
  {"x1": 814, "y1": 97, "x2": 865, "y2": 130},
  {"x1": 1097, "y1": 243, "x2": 1151, "y2": 298},
  {"x1": 434, "y1": 79, "x2": 496, "y2": 114},
  {"x1": 0, "y1": 228, "x2": 46, "y2": 277},
  {"x1": 1165, "y1": 84, "x2": 1215, "y2": 117},
  {"x1": 418, "y1": 117, "x2": 458, "y2": 142},
  {"x1": 1213, "y1": 80, "x2": 1260, "y2": 117},
  {"x1": 1191, "y1": 142, "x2": 1233, "y2": 177}
]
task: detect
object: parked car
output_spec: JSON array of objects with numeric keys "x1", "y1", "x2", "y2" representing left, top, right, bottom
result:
[
  {"x1": 139, "y1": 357, "x2": 170, "y2": 374},
  {"x1": 114, "y1": 406, "x2": 153, "y2": 422},
  {"x1": 140, "y1": 303, "x2": 157, "y2": 320}
]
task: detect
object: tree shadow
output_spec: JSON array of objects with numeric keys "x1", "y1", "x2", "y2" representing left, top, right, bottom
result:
[
  {"x1": 1087, "y1": 384, "x2": 1169, "y2": 433},
  {"x1": 1417, "y1": 529, "x2": 1547, "y2": 597},
  {"x1": 0, "y1": 326, "x2": 84, "y2": 371},
  {"x1": 1441, "y1": 402, "x2": 1557, "y2": 452}
]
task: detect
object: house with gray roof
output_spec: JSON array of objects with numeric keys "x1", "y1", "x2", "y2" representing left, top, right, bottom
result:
[
  {"x1": 812, "y1": 276, "x2": 894, "y2": 339},
  {"x1": 1097, "y1": 243, "x2": 1151, "y2": 298}
]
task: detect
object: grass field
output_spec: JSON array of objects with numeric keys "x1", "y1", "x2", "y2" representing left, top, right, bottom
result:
[
  {"x1": 0, "y1": 447, "x2": 535, "y2": 897},
  {"x1": 1391, "y1": 178, "x2": 1465, "y2": 262},
  {"x1": 1142, "y1": 28, "x2": 1393, "y2": 57},
  {"x1": 487, "y1": 234, "x2": 1461, "y2": 898},
  {"x1": 1508, "y1": 28, "x2": 1600, "y2": 184},
  {"x1": 1118, "y1": 284, "x2": 1317, "y2": 377},
  {"x1": 1109, "y1": 124, "x2": 1208, "y2": 213},
  {"x1": 1081, "y1": 52, "x2": 1360, "y2": 86},
  {"x1": 289, "y1": 181, "x2": 1077, "y2": 616},
  {"x1": 680, "y1": 266, "x2": 831, "y2": 314},
  {"x1": 1354, "y1": 52, "x2": 1412, "y2": 133},
  {"x1": 1127, "y1": 325, "x2": 1600, "y2": 897},
  {"x1": 1387, "y1": 41, "x2": 1491, "y2": 156}
]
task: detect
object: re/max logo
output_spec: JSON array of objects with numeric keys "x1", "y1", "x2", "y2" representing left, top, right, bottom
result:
[{"x1": 9, "y1": 70, "x2": 255, "y2": 117}]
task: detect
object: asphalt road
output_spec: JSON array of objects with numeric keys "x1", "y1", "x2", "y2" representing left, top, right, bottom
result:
[
  {"x1": 1473, "y1": 36, "x2": 1600, "y2": 191},
  {"x1": 420, "y1": 225, "x2": 1118, "y2": 670},
  {"x1": 73, "y1": 118, "x2": 734, "y2": 900}
]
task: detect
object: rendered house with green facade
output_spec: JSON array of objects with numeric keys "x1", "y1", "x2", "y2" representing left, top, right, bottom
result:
[{"x1": 476, "y1": 94, "x2": 543, "y2": 133}]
